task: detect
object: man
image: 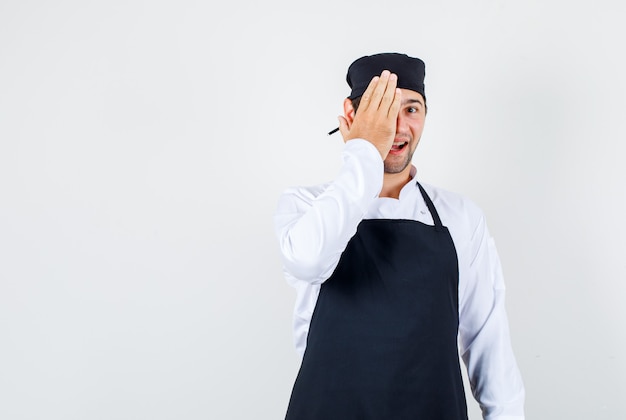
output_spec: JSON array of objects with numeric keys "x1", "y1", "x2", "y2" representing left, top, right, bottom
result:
[{"x1": 274, "y1": 53, "x2": 525, "y2": 419}]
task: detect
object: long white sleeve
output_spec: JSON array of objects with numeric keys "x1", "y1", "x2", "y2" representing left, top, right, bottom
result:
[
  {"x1": 456, "y1": 210, "x2": 525, "y2": 420},
  {"x1": 274, "y1": 139, "x2": 383, "y2": 285}
]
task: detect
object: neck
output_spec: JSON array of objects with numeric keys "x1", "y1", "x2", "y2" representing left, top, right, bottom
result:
[{"x1": 379, "y1": 166, "x2": 413, "y2": 199}]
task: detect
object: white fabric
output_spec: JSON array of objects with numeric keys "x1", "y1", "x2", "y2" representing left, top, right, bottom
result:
[{"x1": 274, "y1": 139, "x2": 525, "y2": 420}]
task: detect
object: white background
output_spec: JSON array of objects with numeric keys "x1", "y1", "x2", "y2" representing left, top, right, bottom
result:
[{"x1": 1, "y1": 1, "x2": 625, "y2": 419}]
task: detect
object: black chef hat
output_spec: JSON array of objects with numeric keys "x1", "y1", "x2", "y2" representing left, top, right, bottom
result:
[{"x1": 346, "y1": 52, "x2": 426, "y2": 101}]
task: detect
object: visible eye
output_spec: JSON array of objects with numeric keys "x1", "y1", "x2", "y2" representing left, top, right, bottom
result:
[{"x1": 407, "y1": 107, "x2": 418, "y2": 113}]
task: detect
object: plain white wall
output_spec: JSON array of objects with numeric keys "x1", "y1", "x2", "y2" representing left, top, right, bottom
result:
[{"x1": 1, "y1": 1, "x2": 625, "y2": 419}]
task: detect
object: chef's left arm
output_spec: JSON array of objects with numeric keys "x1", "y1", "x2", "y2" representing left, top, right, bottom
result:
[{"x1": 457, "y1": 211, "x2": 526, "y2": 420}]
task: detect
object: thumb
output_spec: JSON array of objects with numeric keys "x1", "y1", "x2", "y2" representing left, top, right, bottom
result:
[{"x1": 337, "y1": 116, "x2": 349, "y2": 140}]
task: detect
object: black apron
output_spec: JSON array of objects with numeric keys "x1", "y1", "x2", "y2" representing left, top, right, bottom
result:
[{"x1": 285, "y1": 183, "x2": 468, "y2": 420}]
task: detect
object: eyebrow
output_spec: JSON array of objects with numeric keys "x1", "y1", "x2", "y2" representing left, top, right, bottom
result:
[{"x1": 403, "y1": 98, "x2": 424, "y2": 107}]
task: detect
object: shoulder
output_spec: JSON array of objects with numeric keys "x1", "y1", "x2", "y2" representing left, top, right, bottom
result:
[
  {"x1": 418, "y1": 182, "x2": 486, "y2": 237},
  {"x1": 420, "y1": 183, "x2": 484, "y2": 219}
]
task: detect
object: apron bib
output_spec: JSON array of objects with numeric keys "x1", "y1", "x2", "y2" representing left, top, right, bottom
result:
[{"x1": 285, "y1": 183, "x2": 468, "y2": 420}]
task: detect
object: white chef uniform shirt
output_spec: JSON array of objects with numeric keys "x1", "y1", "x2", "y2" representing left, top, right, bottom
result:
[{"x1": 274, "y1": 139, "x2": 525, "y2": 420}]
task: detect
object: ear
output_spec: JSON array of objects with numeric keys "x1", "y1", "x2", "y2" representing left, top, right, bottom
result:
[{"x1": 343, "y1": 98, "x2": 356, "y2": 127}]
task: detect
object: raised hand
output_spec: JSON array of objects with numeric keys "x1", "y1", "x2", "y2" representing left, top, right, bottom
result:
[{"x1": 338, "y1": 70, "x2": 402, "y2": 160}]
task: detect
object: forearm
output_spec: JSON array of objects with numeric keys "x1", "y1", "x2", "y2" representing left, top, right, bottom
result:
[
  {"x1": 459, "y1": 218, "x2": 525, "y2": 419},
  {"x1": 461, "y1": 290, "x2": 525, "y2": 419},
  {"x1": 274, "y1": 140, "x2": 383, "y2": 284}
]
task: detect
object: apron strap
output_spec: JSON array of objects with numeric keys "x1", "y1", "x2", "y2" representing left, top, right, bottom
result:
[{"x1": 417, "y1": 182, "x2": 443, "y2": 230}]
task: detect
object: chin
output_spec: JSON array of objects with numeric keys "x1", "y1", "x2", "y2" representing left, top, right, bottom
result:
[
  {"x1": 384, "y1": 161, "x2": 410, "y2": 174},
  {"x1": 383, "y1": 152, "x2": 413, "y2": 174}
]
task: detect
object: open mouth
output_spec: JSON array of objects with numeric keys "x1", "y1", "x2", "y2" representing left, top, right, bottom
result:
[{"x1": 390, "y1": 141, "x2": 408, "y2": 151}]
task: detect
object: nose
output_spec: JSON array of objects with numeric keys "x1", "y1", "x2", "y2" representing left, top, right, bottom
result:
[{"x1": 396, "y1": 113, "x2": 409, "y2": 133}]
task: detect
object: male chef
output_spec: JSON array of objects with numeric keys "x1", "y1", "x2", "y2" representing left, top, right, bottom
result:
[{"x1": 274, "y1": 52, "x2": 525, "y2": 420}]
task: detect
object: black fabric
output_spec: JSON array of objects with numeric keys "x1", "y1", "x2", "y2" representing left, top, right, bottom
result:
[
  {"x1": 418, "y1": 182, "x2": 442, "y2": 230},
  {"x1": 346, "y1": 52, "x2": 426, "y2": 101},
  {"x1": 285, "y1": 184, "x2": 467, "y2": 420}
]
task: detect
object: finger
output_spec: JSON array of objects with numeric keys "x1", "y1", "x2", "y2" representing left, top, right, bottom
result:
[
  {"x1": 387, "y1": 88, "x2": 402, "y2": 119},
  {"x1": 368, "y1": 70, "x2": 391, "y2": 111},
  {"x1": 379, "y1": 72, "x2": 398, "y2": 112},
  {"x1": 357, "y1": 75, "x2": 380, "y2": 112}
]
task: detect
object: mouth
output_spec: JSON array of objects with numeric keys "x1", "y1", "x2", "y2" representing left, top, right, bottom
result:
[{"x1": 390, "y1": 141, "x2": 408, "y2": 152}]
